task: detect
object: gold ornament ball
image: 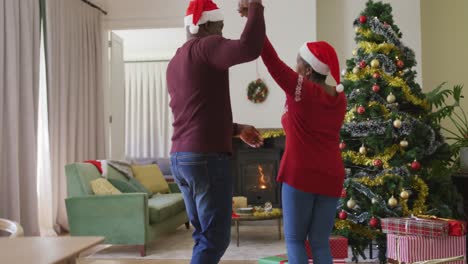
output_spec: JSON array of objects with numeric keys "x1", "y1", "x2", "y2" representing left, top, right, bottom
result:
[
  {"x1": 371, "y1": 59, "x2": 380, "y2": 68},
  {"x1": 353, "y1": 66, "x2": 360, "y2": 74},
  {"x1": 400, "y1": 139, "x2": 409, "y2": 148},
  {"x1": 388, "y1": 196, "x2": 398, "y2": 208},
  {"x1": 359, "y1": 145, "x2": 367, "y2": 155},
  {"x1": 371, "y1": 198, "x2": 378, "y2": 204},
  {"x1": 393, "y1": 119, "x2": 402, "y2": 129},
  {"x1": 387, "y1": 93, "x2": 396, "y2": 103},
  {"x1": 355, "y1": 27, "x2": 360, "y2": 33},
  {"x1": 347, "y1": 198, "x2": 357, "y2": 209},
  {"x1": 352, "y1": 49, "x2": 358, "y2": 56},
  {"x1": 400, "y1": 190, "x2": 410, "y2": 200}
]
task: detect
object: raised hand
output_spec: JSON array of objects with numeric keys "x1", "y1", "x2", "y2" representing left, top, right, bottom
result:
[{"x1": 238, "y1": 0, "x2": 249, "y2": 17}]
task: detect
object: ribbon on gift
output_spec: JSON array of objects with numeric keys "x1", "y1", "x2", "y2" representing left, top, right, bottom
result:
[
  {"x1": 415, "y1": 215, "x2": 467, "y2": 236},
  {"x1": 413, "y1": 256, "x2": 466, "y2": 264}
]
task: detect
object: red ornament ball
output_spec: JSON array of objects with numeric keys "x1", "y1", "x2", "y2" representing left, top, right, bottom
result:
[
  {"x1": 339, "y1": 142, "x2": 346, "y2": 150},
  {"x1": 411, "y1": 160, "x2": 421, "y2": 171},
  {"x1": 359, "y1": 15, "x2": 367, "y2": 24},
  {"x1": 339, "y1": 210, "x2": 348, "y2": 220},
  {"x1": 359, "y1": 61, "x2": 367, "y2": 68},
  {"x1": 357, "y1": 106, "x2": 366, "y2": 115},
  {"x1": 372, "y1": 84, "x2": 380, "y2": 93},
  {"x1": 397, "y1": 60, "x2": 405, "y2": 68},
  {"x1": 373, "y1": 159, "x2": 383, "y2": 167},
  {"x1": 341, "y1": 189, "x2": 347, "y2": 198},
  {"x1": 373, "y1": 72, "x2": 381, "y2": 79},
  {"x1": 369, "y1": 217, "x2": 379, "y2": 228}
]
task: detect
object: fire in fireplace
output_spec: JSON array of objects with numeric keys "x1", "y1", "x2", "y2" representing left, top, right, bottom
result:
[
  {"x1": 258, "y1": 165, "x2": 268, "y2": 190},
  {"x1": 233, "y1": 148, "x2": 282, "y2": 207}
]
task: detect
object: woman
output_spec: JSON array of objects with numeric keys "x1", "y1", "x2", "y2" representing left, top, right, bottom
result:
[{"x1": 261, "y1": 37, "x2": 347, "y2": 263}]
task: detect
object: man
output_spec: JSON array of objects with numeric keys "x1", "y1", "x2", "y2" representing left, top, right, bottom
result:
[{"x1": 166, "y1": 0, "x2": 265, "y2": 263}]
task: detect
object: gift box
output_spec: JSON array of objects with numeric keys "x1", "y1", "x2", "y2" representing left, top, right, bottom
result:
[
  {"x1": 387, "y1": 233, "x2": 466, "y2": 264},
  {"x1": 416, "y1": 215, "x2": 467, "y2": 237},
  {"x1": 258, "y1": 255, "x2": 346, "y2": 264},
  {"x1": 382, "y1": 217, "x2": 449, "y2": 237}
]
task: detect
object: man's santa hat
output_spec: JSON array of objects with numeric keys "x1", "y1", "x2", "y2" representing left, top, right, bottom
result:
[
  {"x1": 299, "y1": 41, "x2": 345, "y2": 93},
  {"x1": 185, "y1": 0, "x2": 224, "y2": 35}
]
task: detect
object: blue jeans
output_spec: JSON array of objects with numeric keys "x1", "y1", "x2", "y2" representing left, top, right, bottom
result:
[
  {"x1": 170, "y1": 152, "x2": 233, "y2": 264},
  {"x1": 282, "y1": 183, "x2": 339, "y2": 264}
]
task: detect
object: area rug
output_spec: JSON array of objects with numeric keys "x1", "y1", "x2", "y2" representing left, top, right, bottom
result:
[{"x1": 86, "y1": 222, "x2": 376, "y2": 262}]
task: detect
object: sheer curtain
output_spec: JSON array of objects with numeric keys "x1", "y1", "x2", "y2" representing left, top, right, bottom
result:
[
  {"x1": 125, "y1": 61, "x2": 173, "y2": 159},
  {"x1": 0, "y1": 0, "x2": 41, "y2": 235},
  {"x1": 44, "y1": 0, "x2": 106, "y2": 231}
]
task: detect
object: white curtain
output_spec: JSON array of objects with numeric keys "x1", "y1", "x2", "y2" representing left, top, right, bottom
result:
[
  {"x1": 0, "y1": 0, "x2": 41, "y2": 236},
  {"x1": 44, "y1": 0, "x2": 106, "y2": 232},
  {"x1": 125, "y1": 61, "x2": 173, "y2": 159}
]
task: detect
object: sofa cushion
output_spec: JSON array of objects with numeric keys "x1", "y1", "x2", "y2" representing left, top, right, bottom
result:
[
  {"x1": 90, "y1": 178, "x2": 122, "y2": 195},
  {"x1": 108, "y1": 178, "x2": 152, "y2": 197},
  {"x1": 132, "y1": 164, "x2": 170, "y2": 194},
  {"x1": 107, "y1": 165, "x2": 129, "y2": 182},
  {"x1": 148, "y1": 193, "x2": 185, "y2": 224}
]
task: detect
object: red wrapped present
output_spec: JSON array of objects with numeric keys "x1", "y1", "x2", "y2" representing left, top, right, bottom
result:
[
  {"x1": 387, "y1": 233, "x2": 466, "y2": 264},
  {"x1": 416, "y1": 215, "x2": 467, "y2": 236},
  {"x1": 258, "y1": 254, "x2": 346, "y2": 264},
  {"x1": 305, "y1": 236, "x2": 348, "y2": 259},
  {"x1": 382, "y1": 217, "x2": 449, "y2": 237}
]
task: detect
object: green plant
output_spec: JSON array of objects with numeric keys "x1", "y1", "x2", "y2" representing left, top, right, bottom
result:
[{"x1": 427, "y1": 83, "x2": 467, "y2": 166}]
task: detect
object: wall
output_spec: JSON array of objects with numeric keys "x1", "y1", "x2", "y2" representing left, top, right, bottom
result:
[
  {"x1": 421, "y1": 0, "x2": 468, "y2": 136},
  {"x1": 317, "y1": 0, "x2": 422, "y2": 85},
  {"x1": 90, "y1": 0, "x2": 186, "y2": 29},
  {"x1": 113, "y1": 28, "x2": 186, "y2": 61}
]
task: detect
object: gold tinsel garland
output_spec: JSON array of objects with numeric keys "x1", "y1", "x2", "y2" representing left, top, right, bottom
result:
[
  {"x1": 401, "y1": 176, "x2": 429, "y2": 216},
  {"x1": 344, "y1": 101, "x2": 390, "y2": 122},
  {"x1": 358, "y1": 41, "x2": 398, "y2": 55},
  {"x1": 369, "y1": 101, "x2": 391, "y2": 118},
  {"x1": 342, "y1": 145, "x2": 401, "y2": 169},
  {"x1": 356, "y1": 27, "x2": 373, "y2": 38},
  {"x1": 335, "y1": 220, "x2": 377, "y2": 240},
  {"x1": 345, "y1": 68, "x2": 430, "y2": 110},
  {"x1": 355, "y1": 175, "x2": 428, "y2": 216},
  {"x1": 345, "y1": 109, "x2": 356, "y2": 123},
  {"x1": 261, "y1": 129, "x2": 285, "y2": 139}
]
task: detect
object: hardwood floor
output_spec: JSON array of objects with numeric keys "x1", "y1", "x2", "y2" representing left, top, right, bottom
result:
[{"x1": 79, "y1": 260, "x2": 257, "y2": 264}]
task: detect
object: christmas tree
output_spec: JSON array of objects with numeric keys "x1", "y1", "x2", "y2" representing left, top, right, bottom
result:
[{"x1": 334, "y1": 1, "x2": 457, "y2": 262}]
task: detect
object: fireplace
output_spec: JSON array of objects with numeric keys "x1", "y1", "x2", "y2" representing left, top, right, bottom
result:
[{"x1": 232, "y1": 142, "x2": 283, "y2": 207}]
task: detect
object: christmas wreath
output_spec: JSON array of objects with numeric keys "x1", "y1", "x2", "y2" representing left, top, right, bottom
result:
[{"x1": 247, "y1": 79, "x2": 269, "y2": 104}]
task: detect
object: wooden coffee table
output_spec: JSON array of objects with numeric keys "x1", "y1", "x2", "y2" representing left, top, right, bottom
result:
[
  {"x1": 232, "y1": 213, "x2": 283, "y2": 247},
  {"x1": 0, "y1": 236, "x2": 104, "y2": 264}
]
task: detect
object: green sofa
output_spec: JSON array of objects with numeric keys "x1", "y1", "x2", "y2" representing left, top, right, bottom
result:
[{"x1": 65, "y1": 162, "x2": 189, "y2": 256}]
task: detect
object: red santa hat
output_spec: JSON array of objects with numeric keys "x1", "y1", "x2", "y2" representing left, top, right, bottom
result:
[
  {"x1": 185, "y1": 0, "x2": 224, "y2": 35},
  {"x1": 299, "y1": 41, "x2": 344, "y2": 93}
]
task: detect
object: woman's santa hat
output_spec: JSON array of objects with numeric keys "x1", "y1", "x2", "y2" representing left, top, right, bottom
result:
[
  {"x1": 299, "y1": 41, "x2": 345, "y2": 93},
  {"x1": 185, "y1": 0, "x2": 224, "y2": 34}
]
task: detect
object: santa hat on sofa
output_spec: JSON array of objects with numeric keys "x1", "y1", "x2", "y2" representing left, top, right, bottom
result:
[
  {"x1": 299, "y1": 41, "x2": 344, "y2": 93},
  {"x1": 185, "y1": 0, "x2": 224, "y2": 35}
]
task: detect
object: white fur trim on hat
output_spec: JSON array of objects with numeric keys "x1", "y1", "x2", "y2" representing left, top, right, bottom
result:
[
  {"x1": 299, "y1": 43, "x2": 330, "y2": 76},
  {"x1": 184, "y1": 9, "x2": 224, "y2": 34}
]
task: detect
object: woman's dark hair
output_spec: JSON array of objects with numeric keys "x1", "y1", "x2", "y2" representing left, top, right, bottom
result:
[
  {"x1": 302, "y1": 58, "x2": 327, "y2": 82},
  {"x1": 311, "y1": 70, "x2": 327, "y2": 82}
]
